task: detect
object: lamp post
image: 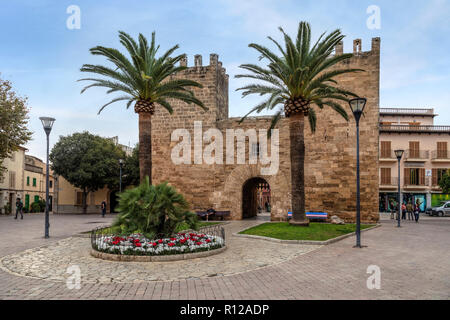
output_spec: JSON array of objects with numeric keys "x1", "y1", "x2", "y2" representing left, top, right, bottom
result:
[
  {"x1": 349, "y1": 97, "x2": 367, "y2": 248},
  {"x1": 119, "y1": 159, "x2": 124, "y2": 193},
  {"x1": 39, "y1": 117, "x2": 55, "y2": 239},
  {"x1": 395, "y1": 150, "x2": 404, "y2": 228}
]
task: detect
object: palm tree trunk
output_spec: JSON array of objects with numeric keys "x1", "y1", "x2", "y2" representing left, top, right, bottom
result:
[
  {"x1": 289, "y1": 113, "x2": 310, "y2": 226},
  {"x1": 138, "y1": 112, "x2": 152, "y2": 184}
]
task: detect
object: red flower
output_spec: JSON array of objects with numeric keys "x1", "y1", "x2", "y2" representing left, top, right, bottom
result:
[
  {"x1": 196, "y1": 241, "x2": 202, "y2": 245},
  {"x1": 158, "y1": 239, "x2": 163, "y2": 243},
  {"x1": 168, "y1": 243, "x2": 175, "y2": 247},
  {"x1": 152, "y1": 242, "x2": 157, "y2": 246},
  {"x1": 206, "y1": 239, "x2": 211, "y2": 243},
  {"x1": 170, "y1": 238, "x2": 176, "y2": 241},
  {"x1": 135, "y1": 243, "x2": 142, "y2": 247}
]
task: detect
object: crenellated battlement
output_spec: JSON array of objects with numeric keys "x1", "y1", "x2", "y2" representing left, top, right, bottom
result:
[
  {"x1": 335, "y1": 37, "x2": 380, "y2": 56},
  {"x1": 178, "y1": 53, "x2": 228, "y2": 78}
]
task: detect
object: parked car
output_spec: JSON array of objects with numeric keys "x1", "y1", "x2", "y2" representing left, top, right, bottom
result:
[{"x1": 430, "y1": 201, "x2": 450, "y2": 217}]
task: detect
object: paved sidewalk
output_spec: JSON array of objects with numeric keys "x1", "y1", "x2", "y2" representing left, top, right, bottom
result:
[{"x1": 0, "y1": 213, "x2": 449, "y2": 300}]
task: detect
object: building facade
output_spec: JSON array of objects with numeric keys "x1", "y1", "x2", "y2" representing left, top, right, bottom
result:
[
  {"x1": 151, "y1": 38, "x2": 381, "y2": 223},
  {"x1": 379, "y1": 108, "x2": 450, "y2": 212},
  {"x1": 0, "y1": 147, "x2": 26, "y2": 214},
  {"x1": 23, "y1": 155, "x2": 55, "y2": 212}
]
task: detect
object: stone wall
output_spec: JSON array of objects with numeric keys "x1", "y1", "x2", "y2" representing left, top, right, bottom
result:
[{"x1": 151, "y1": 38, "x2": 380, "y2": 223}]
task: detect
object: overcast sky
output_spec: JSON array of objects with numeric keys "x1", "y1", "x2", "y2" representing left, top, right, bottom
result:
[{"x1": 1, "y1": 0, "x2": 449, "y2": 160}]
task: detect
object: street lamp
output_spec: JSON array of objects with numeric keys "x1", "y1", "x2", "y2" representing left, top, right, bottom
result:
[
  {"x1": 39, "y1": 117, "x2": 55, "y2": 239},
  {"x1": 395, "y1": 149, "x2": 404, "y2": 228},
  {"x1": 119, "y1": 159, "x2": 124, "y2": 193},
  {"x1": 349, "y1": 97, "x2": 367, "y2": 248}
]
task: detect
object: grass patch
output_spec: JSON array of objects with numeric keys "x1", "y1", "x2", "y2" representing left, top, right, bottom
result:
[{"x1": 239, "y1": 222, "x2": 375, "y2": 241}]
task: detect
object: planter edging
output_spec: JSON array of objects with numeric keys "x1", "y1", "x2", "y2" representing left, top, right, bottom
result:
[
  {"x1": 232, "y1": 224, "x2": 381, "y2": 245},
  {"x1": 90, "y1": 245, "x2": 227, "y2": 262}
]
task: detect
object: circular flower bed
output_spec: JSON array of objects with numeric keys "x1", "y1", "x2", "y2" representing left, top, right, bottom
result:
[{"x1": 93, "y1": 232, "x2": 225, "y2": 257}]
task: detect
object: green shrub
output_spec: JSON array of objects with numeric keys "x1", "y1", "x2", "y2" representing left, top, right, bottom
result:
[
  {"x1": 112, "y1": 177, "x2": 198, "y2": 239},
  {"x1": 31, "y1": 202, "x2": 41, "y2": 213}
]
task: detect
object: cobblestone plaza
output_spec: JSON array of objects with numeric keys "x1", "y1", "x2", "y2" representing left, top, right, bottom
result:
[{"x1": 0, "y1": 213, "x2": 448, "y2": 300}]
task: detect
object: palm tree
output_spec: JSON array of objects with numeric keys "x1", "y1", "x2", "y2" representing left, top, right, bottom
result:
[
  {"x1": 79, "y1": 31, "x2": 207, "y2": 183},
  {"x1": 236, "y1": 22, "x2": 363, "y2": 226}
]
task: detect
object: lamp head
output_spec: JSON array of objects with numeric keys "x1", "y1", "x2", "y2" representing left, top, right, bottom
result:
[
  {"x1": 39, "y1": 117, "x2": 55, "y2": 134},
  {"x1": 394, "y1": 149, "x2": 404, "y2": 160},
  {"x1": 349, "y1": 98, "x2": 367, "y2": 122}
]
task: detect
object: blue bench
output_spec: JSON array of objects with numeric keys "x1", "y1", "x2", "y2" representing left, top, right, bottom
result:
[{"x1": 288, "y1": 212, "x2": 328, "y2": 221}]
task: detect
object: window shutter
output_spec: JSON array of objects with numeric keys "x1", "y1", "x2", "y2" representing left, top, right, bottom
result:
[
  {"x1": 437, "y1": 142, "x2": 447, "y2": 158},
  {"x1": 409, "y1": 142, "x2": 419, "y2": 158},
  {"x1": 381, "y1": 141, "x2": 391, "y2": 158},
  {"x1": 432, "y1": 169, "x2": 438, "y2": 186},
  {"x1": 404, "y1": 168, "x2": 410, "y2": 185},
  {"x1": 419, "y1": 168, "x2": 425, "y2": 185}
]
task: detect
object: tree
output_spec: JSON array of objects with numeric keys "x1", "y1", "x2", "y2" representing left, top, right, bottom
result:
[
  {"x1": 107, "y1": 144, "x2": 140, "y2": 191},
  {"x1": 0, "y1": 76, "x2": 32, "y2": 178},
  {"x1": 438, "y1": 170, "x2": 450, "y2": 194},
  {"x1": 50, "y1": 132, "x2": 125, "y2": 214},
  {"x1": 236, "y1": 22, "x2": 362, "y2": 226},
  {"x1": 79, "y1": 31, "x2": 207, "y2": 184}
]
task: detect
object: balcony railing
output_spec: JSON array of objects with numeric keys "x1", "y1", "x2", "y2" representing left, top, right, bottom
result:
[
  {"x1": 380, "y1": 124, "x2": 450, "y2": 133},
  {"x1": 405, "y1": 150, "x2": 429, "y2": 160},
  {"x1": 431, "y1": 150, "x2": 450, "y2": 160},
  {"x1": 404, "y1": 177, "x2": 430, "y2": 187},
  {"x1": 379, "y1": 150, "x2": 396, "y2": 159},
  {"x1": 380, "y1": 177, "x2": 398, "y2": 186},
  {"x1": 380, "y1": 108, "x2": 434, "y2": 115}
]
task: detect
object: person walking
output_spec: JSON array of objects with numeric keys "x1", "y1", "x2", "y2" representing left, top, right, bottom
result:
[
  {"x1": 101, "y1": 199, "x2": 107, "y2": 218},
  {"x1": 14, "y1": 198, "x2": 23, "y2": 220},
  {"x1": 406, "y1": 201, "x2": 414, "y2": 220},
  {"x1": 401, "y1": 203, "x2": 407, "y2": 220},
  {"x1": 414, "y1": 199, "x2": 422, "y2": 223},
  {"x1": 390, "y1": 200, "x2": 396, "y2": 220}
]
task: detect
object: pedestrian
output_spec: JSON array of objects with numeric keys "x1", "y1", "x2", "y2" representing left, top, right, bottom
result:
[
  {"x1": 101, "y1": 199, "x2": 107, "y2": 218},
  {"x1": 401, "y1": 203, "x2": 407, "y2": 220},
  {"x1": 406, "y1": 201, "x2": 413, "y2": 220},
  {"x1": 414, "y1": 199, "x2": 422, "y2": 223},
  {"x1": 14, "y1": 197, "x2": 23, "y2": 220},
  {"x1": 390, "y1": 200, "x2": 395, "y2": 220}
]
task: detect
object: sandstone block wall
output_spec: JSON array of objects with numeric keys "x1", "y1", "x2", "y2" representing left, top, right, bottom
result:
[{"x1": 151, "y1": 38, "x2": 380, "y2": 223}]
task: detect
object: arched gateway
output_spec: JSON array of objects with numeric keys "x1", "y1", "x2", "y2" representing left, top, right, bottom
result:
[
  {"x1": 222, "y1": 165, "x2": 291, "y2": 221},
  {"x1": 242, "y1": 177, "x2": 271, "y2": 219}
]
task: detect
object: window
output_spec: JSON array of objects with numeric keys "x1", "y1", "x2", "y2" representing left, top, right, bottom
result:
[
  {"x1": 27, "y1": 176, "x2": 30, "y2": 186},
  {"x1": 32, "y1": 178, "x2": 37, "y2": 187},
  {"x1": 432, "y1": 169, "x2": 448, "y2": 186},
  {"x1": 76, "y1": 192, "x2": 83, "y2": 206},
  {"x1": 49, "y1": 180, "x2": 53, "y2": 188},
  {"x1": 9, "y1": 171, "x2": 16, "y2": 188},
  {"x1": 380, "y1": 141, "x2": 392, "y2": 158},
  {"x1": 437, "y1": 142, "x2": 448, "y2": 159},
  {"x1": 409, "y1": 141, "x2": 420, "y2": 158},
  {"x1": 34, "y1": 195, "x2": 39, "y2": 203},
  {"x1": 380, "y1": 168, "x2": 391, "y2": 185},
  {"x1": 405, "y1": 168, "x2": 425, "y2": 186}
]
